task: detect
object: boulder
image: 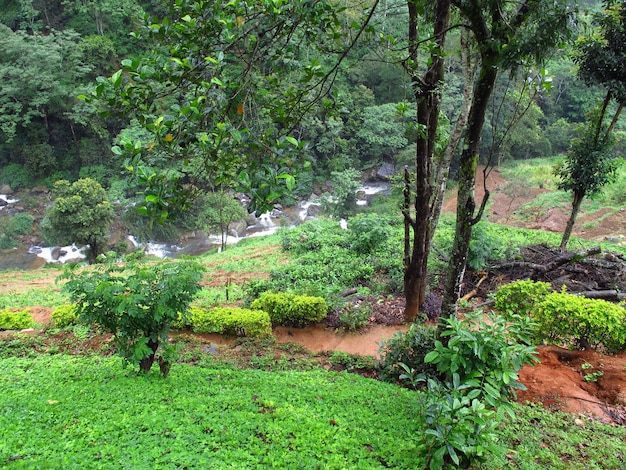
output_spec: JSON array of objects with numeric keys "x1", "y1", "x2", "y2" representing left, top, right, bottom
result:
[{"x1": 0, "y1": 184, "x2": 13, "y2": 194}]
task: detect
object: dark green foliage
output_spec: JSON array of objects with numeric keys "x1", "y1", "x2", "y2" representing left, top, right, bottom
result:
[
  {"x1": 0, "y1": 163, "x2": 29, "y2": 189},
  {"x1": 50, "y1": 304, "x2": 79, "y2": 329},
  {"x1": 60, "y1": 255, "x2": 204, "y2": 375},
  {"x1": 0, "y1": 212, "x2": 33, "y2": 248},
  {"x1": 347, "y1": 213, "x2": 393, "y2": 255},
  {"x1": 378, "y1": 322, "x2": 439, "y2": 383},
  {"x1": 190, "y1": 306, "x2": 272, "y2": 338},
  {"x1": 251, "y1": 292, "x2": 327, "y2": 327},
  {"x1": 0, "y1": 308, "x2": 33, "y2": 330},
  {"x1": 42, "y1": 178, "x2": 115, "y2": 262}
]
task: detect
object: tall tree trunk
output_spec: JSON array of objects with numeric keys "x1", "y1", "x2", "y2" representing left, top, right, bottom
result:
[
  {"x1": 441, "y1": 62, "x2": 498, "y2": 320},
  {"x1": 403, "y1": 0, "x2": 451, "y2": 322},
  {"x1": 560, "y1": 191, "x2": 584, "y2": 252}
]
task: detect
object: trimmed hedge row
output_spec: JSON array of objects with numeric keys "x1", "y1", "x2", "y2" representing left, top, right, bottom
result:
[
  {"x1": 495, "y1": 280, "x2": 626, "y2": 353},
  {"x1": 189, "y1": 307, "x2": 272, "y2": 338},
  {"x1": 250, "y1": 292, "x2": 327, "y2": 327}
]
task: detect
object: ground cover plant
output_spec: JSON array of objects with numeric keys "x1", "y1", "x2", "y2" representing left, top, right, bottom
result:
[{"x1": 0, "y1": 355, "x2": 424, "y2": 469}]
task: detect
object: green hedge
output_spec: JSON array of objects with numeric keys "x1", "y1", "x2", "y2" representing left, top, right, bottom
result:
[
  {"x1": 536, "y1": 291, "x2": 626, "y2": 353},
  {"x1": 0, "y1": 308, "x2": 33, "y2": 330},
  {"x1": 494, "y1": 279, "x2": 552, "y2": 318},
  {"x1": 191, "y1": 307, "x2": 272, "y2": 338},
  {"x1": 495, "y1": 280, "x2": 626, "y2": 353},
  {"x1": 50, "y1": 304, "x2": 79, "y2": 328},
  {"x1": 250, "y1": 292, "x2": 327, "y2": 327}
]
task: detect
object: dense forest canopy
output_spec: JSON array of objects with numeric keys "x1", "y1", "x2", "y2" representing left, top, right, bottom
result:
[{"x1": 0, "y1": 0, "x2": 623, "y2": 220}]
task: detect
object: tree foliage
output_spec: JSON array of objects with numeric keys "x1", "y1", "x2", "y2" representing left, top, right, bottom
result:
[
  {"x1": 61, "y1": 255, "x2": 204, "y2": 376},
  {"x1": 42, "y1": 178, "x2": 115, "y2": 261}
]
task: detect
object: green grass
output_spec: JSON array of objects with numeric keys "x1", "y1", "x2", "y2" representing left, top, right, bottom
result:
[
  {"x1": 0, "y1": 288, "x2": 68, "y2": 309},
  {"x1": 500, "y1": 156, "x2": 562, "y2": 190},
  {"x1": 0, "y1": 354, "x2": 423, "y2": 469},
  {"x1": 1, "y1": 354, "x2": 625, "y2": 469}
]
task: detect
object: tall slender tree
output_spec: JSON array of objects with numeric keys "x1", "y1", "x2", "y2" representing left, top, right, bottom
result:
[
  {"x1": 441, "y1": 0, "x2": 575, "y2": 319},
  {"x1": 557, "y1": 0, "x2": 626, "y2": 252}
]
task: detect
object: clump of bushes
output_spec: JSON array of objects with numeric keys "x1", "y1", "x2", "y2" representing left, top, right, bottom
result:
[
  {"x1": 0, "y1": 308, "x2": 33, "y2": 330},
  {"x1": 50, "y1": 304, "x2": 79, "y2": 328},
  {"x1": 250, "y1": 292, "x2": 327, "y2": 327},
  {"x1": 191, "y1": 307, "x2": 272, "y2": 338},
  {"x1": 495, "y1": 280, "x2": 626, "y2": 352}
]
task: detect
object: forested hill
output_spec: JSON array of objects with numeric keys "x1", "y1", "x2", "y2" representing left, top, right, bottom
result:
[{"x1": 0, "y1": 0, "x2": 622, "y2": 221}]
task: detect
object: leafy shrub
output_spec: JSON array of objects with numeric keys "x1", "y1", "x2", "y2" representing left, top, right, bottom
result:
[
  {"x1": 347, "y1": 213, "x2": 393, "y2": 254},
  {"x1": 0, "y1": 163, "x2": 30, "y2": 190},
  {"x1": 424, "y1": 312, "x2": 538, "y2": 407},
  {"x1": 337, "y1": 303, "x2": 371, "y2": 331},
  {"x1": 328, "y1": 351, "x2": 377, "y2": 370},
  {"x1": 280, "y1": 218, "x2": 348, "y2": 255},
  {"x1": 0, "y1": 213, "x2": 34, "y2": 248},
  {"x1": 0, "y1": 308, "x2": 33, "y2": 330},
  {"x1": 536, "y1": 290, "x2": 626, "y2": 352},
  {"x1": 50, "y1": 304, "x2": 79, "y2": 328},
  {"x1": 191, "y1": 306, "x2": 272, "y2": 337},
  {"x1": 378, "y1": 323, "x2": 438, "y2": 383},
  {"x1": 396, "y1": 312, "x2": 537, "y2": 469},
  {"x1": 494, "y1": 279, "x2": 552, "y2": 318},
  {"x1": 61, "y1": 255, "x2": 204, "y2": 376},
  {"x1": 250, "y1": 292, "x2": 327, "y2": 327}
]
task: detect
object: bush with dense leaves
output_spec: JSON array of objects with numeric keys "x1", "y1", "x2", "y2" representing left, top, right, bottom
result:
[
  {"x1": 190, "y1": 306, "x2": 272, "y2": 337},
  {"x1": 0, "y1": 308, "x2": 33, "y2": 330},
  {"x1": 61, "y1": 255, "x2": 204, "y2": 376},
  {"x1": 50, "y1": 304, "x2": 79, "y2": 329},
  {"x1": 251, "y1": 292, "x2": 327, "y2": 327},
  {"x1": 494, "y1": 279, "x2": 552, "y2": 318},
  {"x1": 495, "y1": 280, "x2": 626, "y2": 352},
  {"x1": 536, "y1": 290, "x2": 626, "y2": 352}
]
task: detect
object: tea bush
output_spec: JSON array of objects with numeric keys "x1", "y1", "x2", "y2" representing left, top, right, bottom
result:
[
  {"x1": 50, "y1": 304, "x2": 79, "y2": 328},
  {"x1": 494, "y1": 279, "x2": 552, "y2": 318},
  {"x1": 191, "y1": 307, "x2": 272, "y2": 337},
  {"x1": 251, "y1": 292, "x2": 327, "y2": 327},
  {"x1": 346, "y1": 213, "x2": 393, "y2": 255},
  {"x1": 0, "y1": 308, "x2": 33, "y2": 330},
  {"x1": 536, "y1": 290, "x2": 626, "y2": 352},
  {"x1": 495, "y1": 280, "x2": 626, "y2": 352}
]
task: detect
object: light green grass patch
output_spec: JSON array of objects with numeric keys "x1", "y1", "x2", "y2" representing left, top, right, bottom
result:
[{"x1": 0, "y1": 355, "x2": 423, "y2": 469}]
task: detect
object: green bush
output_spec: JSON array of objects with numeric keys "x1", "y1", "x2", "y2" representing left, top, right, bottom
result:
[
  {"x1": 494, "y1": 279, "x2": 552, "y2": 318},
  {"x1": 0, "y1": 163, "x2": 30, "y2": 190},
  {"x1": 61, "y1": 255, "x2": 204, "y2": 376},
  {"x1": 347, "y1": 213, "x2": 393, "y2": 255},
  {"x1": 0, "y1": 308, "x2": 33, "y2": 330},
  {"x1": 251, "y1": 292, "x2": 327, "y2": 327},
  {"x1": 191, "y1": 307, "x2": 272, "y2": 337},
  {"x1": 536, "y1": 290, "x2": 626, "y2": 353},
  {"x1": 495, "y1": 280, "x2": 626, "y2": 352},
  {"x1": 50, "y1": 304, "x2": 79, "y2": 328},
  {"x1": 378, "y1": 322, "x2": 438, "y2": 384}
]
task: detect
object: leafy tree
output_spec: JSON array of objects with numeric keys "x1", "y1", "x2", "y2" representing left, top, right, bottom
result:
[
  {"x1": 88, "y1": 0, "x2": 378, "y2": 224},
  {"x1": 321, "y1": 167, "x2": 361, "y2": 218},
  {"x1": 441, "y1": 0, "x2": 575, "y2": 318},
  {"x1": 199, "y1": 190, "x2": 247, "y2": 251},
  {"x1": 42, "y1": 178, "x2": 115, "y2": 262},
  {"x1": 556, "y1": 0, "x2": 626, "y2": 252},
  {"x1": 61, "y1": 255, "x2": 204, "y2": 376}
]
